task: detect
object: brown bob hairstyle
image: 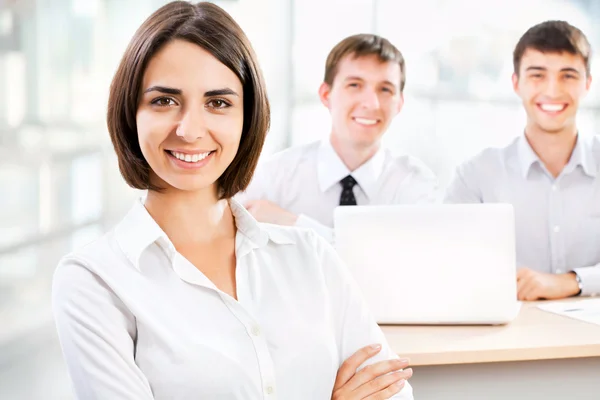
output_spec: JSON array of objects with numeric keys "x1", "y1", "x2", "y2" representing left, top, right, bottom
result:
[{"x1": 107, "y1": 1, "x2": 270, "y2": 199}]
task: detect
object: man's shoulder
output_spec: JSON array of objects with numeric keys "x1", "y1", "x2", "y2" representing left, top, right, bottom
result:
[
  {"x1": 385, "y1": 149, "x2": 436, "y2": 179},
  {"x1": 456, "y1": 139, "x2": 518, "y2": 172},
  {"x1": 260, "y1": 140, "x2": 321, "y2": 168}
]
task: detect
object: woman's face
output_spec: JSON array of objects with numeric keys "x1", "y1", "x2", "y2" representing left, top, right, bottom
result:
[{"x1": 136, "y1": 39, "x2": 244, "y2": 194}]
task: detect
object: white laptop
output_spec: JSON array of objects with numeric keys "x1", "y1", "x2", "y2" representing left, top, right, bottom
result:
[{"x1": 333, "y1": 204, "x2": 520, "y2": 325}]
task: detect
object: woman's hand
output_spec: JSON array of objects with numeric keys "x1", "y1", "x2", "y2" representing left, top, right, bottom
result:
[{"x1": 331, "y1": 344, "x2": 412, "y2": 400}]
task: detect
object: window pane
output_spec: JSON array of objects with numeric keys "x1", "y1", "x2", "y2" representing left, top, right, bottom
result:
[
  {"x1": 293, "y1": 0, "x2": 374, "y2": 102},
  {"x1": 377, "y1": 0, "x2": 600, "y2": 103}
]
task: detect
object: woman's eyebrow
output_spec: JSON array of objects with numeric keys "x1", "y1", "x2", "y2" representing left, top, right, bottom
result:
[{"x1": 143, "y1": 85, "x2": 182, "y2": 95}]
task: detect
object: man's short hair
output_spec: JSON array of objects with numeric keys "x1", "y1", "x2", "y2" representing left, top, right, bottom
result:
[
  {"x1": 513, "y1": 20, "x2": 591, "y2": 76},
  {"x1": 324, "y1": 34, "x2": 406, "y2": 92}
]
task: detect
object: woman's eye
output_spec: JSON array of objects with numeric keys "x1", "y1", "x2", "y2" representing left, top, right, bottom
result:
[
  {"x1": 208, "y1": 99, "x2": 230, "y2": 109},
  {"x1": 151, "y1": 97, "x2": 176, "y2": 107}
]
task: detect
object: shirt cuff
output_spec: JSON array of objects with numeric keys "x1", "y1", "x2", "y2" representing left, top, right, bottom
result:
[
  {"x1": 572, "y1": 265, "x2": 600, "y2": 296},
  {"x1": 295, "y1": 214, "x2": 334, "y2": 244}
]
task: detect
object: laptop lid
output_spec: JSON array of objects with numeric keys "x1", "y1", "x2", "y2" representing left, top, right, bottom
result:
[{"x1": 333, "y1": 204, "x2": 519, "y2": 325}]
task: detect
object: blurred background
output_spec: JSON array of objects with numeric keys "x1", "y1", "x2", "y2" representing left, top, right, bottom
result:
[{"x1": 0, "y1": 0, "x2": 599, "y2": 398}]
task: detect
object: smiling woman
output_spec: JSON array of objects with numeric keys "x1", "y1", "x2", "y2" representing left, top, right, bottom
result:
[
  {"x1": 50, "y1": 1, "x2": 413, "y2": 400},
  {"x1": 135, "y1": 39, "x2": 245, "y2": 191},
  {"x1": 106, "y1": 2, "x2": 268, "y2": 198}
]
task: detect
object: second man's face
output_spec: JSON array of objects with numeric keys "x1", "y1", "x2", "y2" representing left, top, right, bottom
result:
[
  {"x1": 513, "y1": 48, "x2": 591, "y2": 135},
  {"x1": 319, "y1": 54, "x2": 404, "y2": 150}
]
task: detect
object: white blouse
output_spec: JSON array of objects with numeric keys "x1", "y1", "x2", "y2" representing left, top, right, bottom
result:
[{"x1": 52, "y1": 198, "x2": 413, "y2": 399}]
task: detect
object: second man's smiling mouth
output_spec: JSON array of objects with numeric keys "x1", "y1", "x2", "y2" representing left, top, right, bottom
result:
[
  {"x1": 352, "y1": 117, "x2": 379, "y2": 126},
  {"x1": 536, "y1": 102, "x2": 568, "y2": 114}
]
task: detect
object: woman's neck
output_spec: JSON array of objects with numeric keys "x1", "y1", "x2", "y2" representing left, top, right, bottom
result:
[{"x1": 144, "y1": 186, "x2": 235, "y2": 246}]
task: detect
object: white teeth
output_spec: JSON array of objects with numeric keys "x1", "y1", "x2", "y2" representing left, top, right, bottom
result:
[
  {"x1": 169, "y1": 151, "x2": 212, "y2": 163},
  {"x1": 354, "y1": 117, "x2": 378, "y2": 125},
  {"x1": 540, "y1": 104, "x2": 566, "y2": 112}
]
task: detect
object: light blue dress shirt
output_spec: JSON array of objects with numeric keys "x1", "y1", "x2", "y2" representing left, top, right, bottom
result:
[{"x1": 445, "y1": 134, "x2": 600, "y2": 296}]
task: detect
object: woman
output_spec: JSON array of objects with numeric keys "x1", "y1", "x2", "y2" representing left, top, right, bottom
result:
[{"x1": 52, "y1": 2, "x2": 413, "y2": 399}]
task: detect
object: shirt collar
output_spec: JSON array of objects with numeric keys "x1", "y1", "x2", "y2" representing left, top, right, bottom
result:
[
  {"x1": 230, "y1": 197, "x2": 296, "y2": 257},
  {"x1": 317, "y1": 138, "x2": 386, "y2": 199},
  {"x1": 517, "y1": 133, "x2": 597, "y2": 179},
  {"x1": 567, "y1": 135, "x2": 597, "y2": 178},
  {"x1": 114, "y1": 197, "x2": 171, "y2": 271},
  {"x1": 115, "y1": 197, "x2": 295, "y2": 271}
]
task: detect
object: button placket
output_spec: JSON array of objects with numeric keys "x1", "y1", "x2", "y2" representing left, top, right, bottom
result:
[
  {"x1": 219, "y1": 295, "x2": 277, "y2": 399},
  {"x1": 548, "y1": 180, "x2": 564, "y2": 271}
]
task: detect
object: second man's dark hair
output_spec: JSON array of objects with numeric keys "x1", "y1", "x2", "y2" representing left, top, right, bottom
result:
[{"x1": 513, "y1": 20, "x2": 591, "y2": 76}]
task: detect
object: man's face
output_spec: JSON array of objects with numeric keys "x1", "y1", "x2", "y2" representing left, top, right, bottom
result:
[
  {"x1": 319, "y1": 54, "x2": 404, "y2": 150},
  {"x1": 513, "y1": 48, "x2": 591, "y2": 135}
]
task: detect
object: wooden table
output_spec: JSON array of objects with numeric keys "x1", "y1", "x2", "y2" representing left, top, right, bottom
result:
[{"x1": 382, "y1": 299, "x2": 600, "y2": 400}]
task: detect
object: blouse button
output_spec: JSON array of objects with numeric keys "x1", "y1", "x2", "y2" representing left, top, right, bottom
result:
[{"x1": 251, "y1": 325, "x2": 261, "y2": 336}]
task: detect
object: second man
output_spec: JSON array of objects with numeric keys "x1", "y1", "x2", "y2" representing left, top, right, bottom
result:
[{"x1": 239, "y1": 33, "x2": 438, "y2": 242}]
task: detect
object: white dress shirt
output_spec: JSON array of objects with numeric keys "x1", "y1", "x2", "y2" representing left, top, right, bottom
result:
[
  {"x1": 237, "y1": 139, "x2": 438, "y2": 242},
  {"x1": 445, "y1": 134, "x2": 600, "y2": 296},
  {"x1": 52, "y1": 197, "x2": 413, "y2": 400}
]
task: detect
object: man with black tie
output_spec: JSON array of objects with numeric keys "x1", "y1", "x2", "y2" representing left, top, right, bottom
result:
[{"x1": 238, "y1": 33, "x2": 438, "y2": 242}]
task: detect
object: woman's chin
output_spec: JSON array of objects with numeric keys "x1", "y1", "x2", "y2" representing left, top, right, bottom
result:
[{"x1": 161, "y1": 177, "x2": 218, "y2": 195}]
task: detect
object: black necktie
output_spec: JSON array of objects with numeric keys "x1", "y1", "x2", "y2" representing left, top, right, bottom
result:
[{"x1": 339, "y1": 175, "x2": 357, "y2": 206}]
